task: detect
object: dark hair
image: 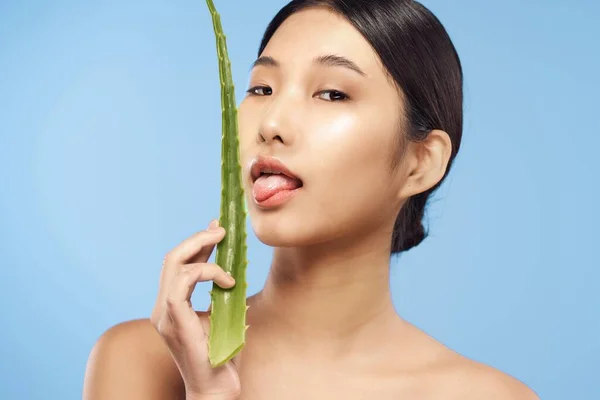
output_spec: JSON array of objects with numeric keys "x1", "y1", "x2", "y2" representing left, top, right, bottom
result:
[{"x1": 258, "y1": 0, "x2": 463, "y2": 255}]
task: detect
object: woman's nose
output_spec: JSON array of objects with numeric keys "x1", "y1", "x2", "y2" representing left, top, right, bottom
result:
[{"x1": 256, "y1": 91, "x2": 301, "y2": 146}]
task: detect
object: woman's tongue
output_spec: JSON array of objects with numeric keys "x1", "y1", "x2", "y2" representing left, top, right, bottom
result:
[{"x1": 252, "y1": 174, "x2": 302, "y2": 202}]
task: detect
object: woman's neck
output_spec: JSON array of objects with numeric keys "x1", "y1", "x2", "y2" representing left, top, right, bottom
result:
[{"x1": 248, "y1": 230, "x2": 402, "y2": 360}]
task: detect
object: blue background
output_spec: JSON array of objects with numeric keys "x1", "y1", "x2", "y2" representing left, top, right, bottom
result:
[{"x1": 1, "y1": 0, "x2": 598, "y2": 399}]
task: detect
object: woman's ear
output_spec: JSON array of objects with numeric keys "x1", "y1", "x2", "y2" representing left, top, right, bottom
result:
[{"x1": 397, "y1": 129, "x2": 452, "y2": 200}]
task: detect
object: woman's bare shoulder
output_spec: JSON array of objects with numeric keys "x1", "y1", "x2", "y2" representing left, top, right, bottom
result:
[
  {"x1": 83, "y1": 319, "x2": 184, "y2": 400},
  {"x1": 438, "y1": 355, "x2": 540, "y2": 400},
  {"x1": 398, "y1": 324, "x2": 540, "y2": 400}
]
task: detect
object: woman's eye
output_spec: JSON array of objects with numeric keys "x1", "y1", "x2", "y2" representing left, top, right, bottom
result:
[
  {"x1": 316, "y1": 90, "x2": 349, "y2": 102},
  {"x1": 246, "y1": 86, "x2": 272, "y2": 96},
  {"x1": 246, "y1": 87, "x2": 348, "y2": 101}
]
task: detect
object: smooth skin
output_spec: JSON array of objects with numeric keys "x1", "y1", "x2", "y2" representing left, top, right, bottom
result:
[{"x1": 83, "y1": 7, "x2": 540, "y2": 400}]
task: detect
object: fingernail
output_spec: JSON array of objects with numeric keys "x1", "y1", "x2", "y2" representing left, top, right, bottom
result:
[
  {"x1": 226, "y1": 271, "x2": 235, "y2": 284},
  {"x1": 207, "y1": 219, "x2": 220, "y2": 231}
]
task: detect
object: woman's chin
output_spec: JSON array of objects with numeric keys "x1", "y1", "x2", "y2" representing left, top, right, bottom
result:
[
  {"x1": 250, "y1": 217, "x2": 320, "y2": 248},
  {"x1": 257, "y1": 235, "x2": 301, "y2": 248},
  {"x1": 252, "y1": 225, "x2": 309, "y2": 248}
]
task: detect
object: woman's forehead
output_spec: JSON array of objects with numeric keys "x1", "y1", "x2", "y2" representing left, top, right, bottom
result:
[{"x1": 259, "y1": 7, "x2": 382, "y2": 76}]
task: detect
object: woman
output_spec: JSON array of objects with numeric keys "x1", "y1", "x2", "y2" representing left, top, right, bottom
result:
[{"x1": 83, "y1": 1, "x2": 539, "y2": 399}]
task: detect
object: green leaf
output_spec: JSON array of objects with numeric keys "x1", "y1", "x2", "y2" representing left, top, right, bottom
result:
[{"x1": 205, "y1": 0, "x2": 249, "y2": 368}]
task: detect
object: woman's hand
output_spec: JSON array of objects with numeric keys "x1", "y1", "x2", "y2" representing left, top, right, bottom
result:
[{"x1": 150, "y1": 219, "x2": 241, "y2": 400}]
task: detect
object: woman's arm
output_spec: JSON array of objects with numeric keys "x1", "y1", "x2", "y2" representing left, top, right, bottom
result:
[{"x1": 83, "y1": 319, "x2": 186, "y2": 400}]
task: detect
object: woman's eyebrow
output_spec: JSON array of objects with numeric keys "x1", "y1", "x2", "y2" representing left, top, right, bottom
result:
[{"x1": 250, "y1": 54, "x2": 367, "y2": 77}]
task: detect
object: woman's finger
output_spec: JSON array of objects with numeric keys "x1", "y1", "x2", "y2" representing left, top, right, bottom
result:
[
  {"x1": 165, "y1": 225, "x2": 226, "y2": 268},
  {"x1": 156, "y1": 225, "x2": 226, "y2": 298},
  {"x1": 188, "y1": 220, "x2": 221, "y2": 264},
  {"x1": 166, "y1": 262, "x2": 235, "y2": 324}
]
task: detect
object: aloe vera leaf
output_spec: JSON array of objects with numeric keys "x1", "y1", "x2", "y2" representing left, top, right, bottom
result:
[{"x1": 205, "y1": 0, "x2": 249, "y2": 368}]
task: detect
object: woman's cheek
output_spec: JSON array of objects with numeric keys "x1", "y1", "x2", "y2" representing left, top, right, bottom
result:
[{"x1": 317, "y1": 110, "x2": 359, "y2": 142}]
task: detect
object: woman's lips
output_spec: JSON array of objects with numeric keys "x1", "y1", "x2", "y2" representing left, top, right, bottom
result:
[{"x1": 249, "y1": 155, "x2": 302, "y2": 183}]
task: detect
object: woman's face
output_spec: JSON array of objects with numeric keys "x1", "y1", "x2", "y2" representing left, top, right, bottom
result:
[{"x1": 239, "y1": 7, "x2": 410, "y2": 249}]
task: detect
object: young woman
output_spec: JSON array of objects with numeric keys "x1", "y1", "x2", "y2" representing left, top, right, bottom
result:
[{"x1": 83, "y1": 1, "x2": 539, "y2": 399}]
